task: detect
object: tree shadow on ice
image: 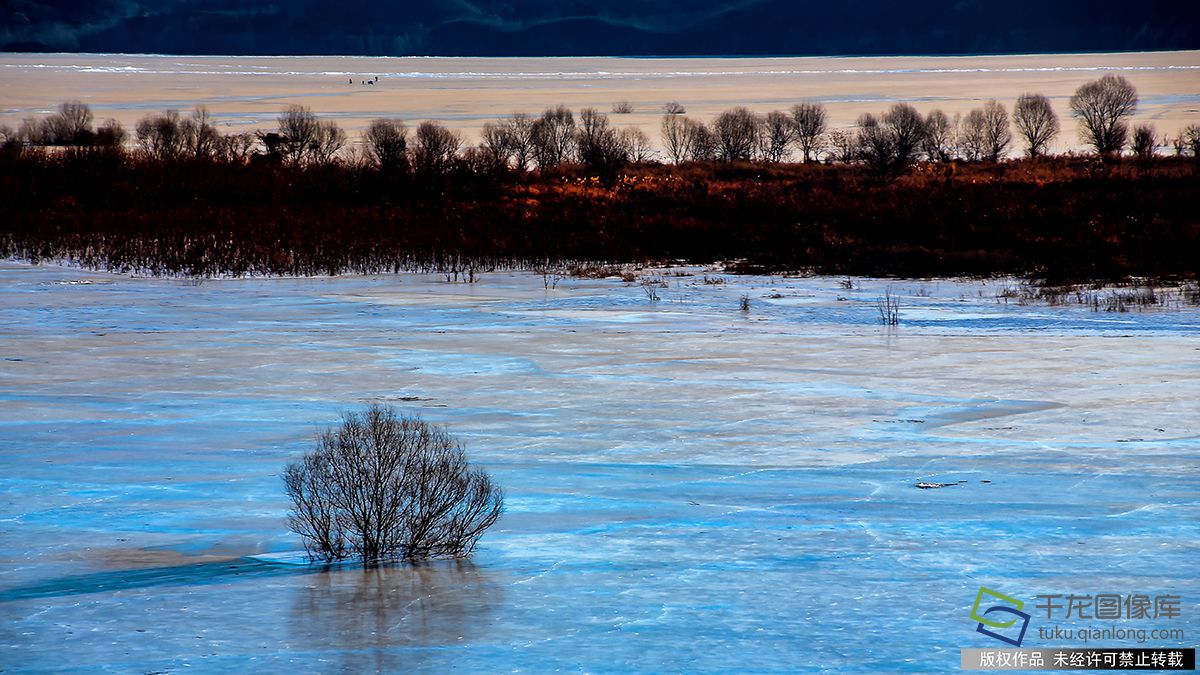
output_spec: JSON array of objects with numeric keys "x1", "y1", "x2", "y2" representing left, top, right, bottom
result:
[
  {"x1": 0, "y1": 557, "x2": 324, "y2": 602},
  {"x1": 287, "y1": 559, "x2": 504, "y2": 671}
]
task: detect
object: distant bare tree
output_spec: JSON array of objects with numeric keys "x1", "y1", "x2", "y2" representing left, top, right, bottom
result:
[
  {"x1": 826, "y1": 129, "x2": 856, "y2": 163},
  {"x1": 1069, "y1": 74, "x2": 1138, "y2": 156},
  {"x1": 501, "y1": 113, "x2": 536, "y2": 171},
  {"x1": 136, "y1": 110, "x2": 185, "y2": 160},
  {"x1": 530, "y1": 106, "x2": 576, "y2": 169},
  {"x1": 922, "y1": 109, "x2": 954, "y2": 162},
  {"x1": 1131, "y1": 124, "x2": 1157, "y2": 159},
  {"x1": 23, "y1": 100, "x2": 95, "y2": 146},
  {"x1": 412, "y1": 121, "x2": 461, "y2": 174},
  {"x1": 94, "y1": 118, "x2": 127, "y2": 148},
  {"x1": 283, "y1": 405, "x2": 503, "y2": 564},
  {"x1": 1177, "y1": 123, "x2": 1200, "y2": 158},
  {"x1": 480, "y1": 121, "x2": 516, "y2": 169},
  {"x1": 684, "y1": 118, "x2": 718, "y2": 162},
  {"x1": 611, "y1": 101, "x2": 634, "y2": 114},
  {"x1": 17, "y1": 118, "x2": 40, "y2": 146},
  {"x1": 857, "y1": 104, "x2": 925, "y2": 175},
  {"x1": 364, "y1": 119, "x2": 408, "y2": 171},
  {"x1": 310, "y1": 121, "x2": 345, "y2": 164},
  {"x1": 618, "y1": 127, "x2": 653, "y2": 163},
  {"x1": 58, "y1": 101, "x2": 93, "y2": 136},
  {"x1": 790, "y1": 102, "x2": 827, "y2": 163},
  {"x1": 219, "y1": 132, "x2": 257, "y2": 164},
  {"x1": 980, "y1": 100, "x2": 1012, "y2": 162},
  {"x1": 278, "y1": 105, "x2": 321, "y2": 167},
  {"x1": 663, "y1": 101, "x2": 686, "y2": 115},
  {"x1": 713, "y1": 107, "x2": 760, "y2": 162},
  {"x1": 883, "y1": 103, "x2": 926, "y2": 168},
  {"x1": 661, "y1": 113, "x2": 690, "y2": 163},
  {"x1": 47, "y1": 100, "x2": 95, "y2": 145},
  {"x1": 181, "y1": 106, "x2": 220, "y2": 160},
  {"x1": 856, "y1": 112, "x2": 896, "y2": 174},
  {"x1": 1012, "y1": 93, "x2": 1059, "y2": 158},
  {"x1": 959, "y1": 108, "x2": 987, "y2": 162},
  {"x1": 576, "y1": 108, "x2": 625, "y2": 167},
  {"x1": 759, "y1": 110, "x2": 795, "y2": 163}
]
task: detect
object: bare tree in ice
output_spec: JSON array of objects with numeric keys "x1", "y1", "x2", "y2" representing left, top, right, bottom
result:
[{"x1": 283, "y1": 405, "x2": 503, "y2": 564}]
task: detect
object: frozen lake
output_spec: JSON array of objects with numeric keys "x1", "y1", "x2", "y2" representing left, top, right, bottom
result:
[
  {"x1": 3, "y1": 51, "x2": 1199, "y2": 154},
  {"x1": 0, "y1": 262, "x2": 1197, "y2": 672}
]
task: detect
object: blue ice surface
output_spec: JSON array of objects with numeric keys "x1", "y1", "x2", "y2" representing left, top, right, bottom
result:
[{"x1": 0, "y1": 262, "x2": 1197, "y2": 673}]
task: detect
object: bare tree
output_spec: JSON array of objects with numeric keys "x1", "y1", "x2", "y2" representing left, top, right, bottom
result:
[
  {"x1": 856, "y1": 104, "x2": 926, "y2": 175},
  {"x1": 17, "y1": 118, "x2": 41, "y2": 146},
  {"x1": 94, "y1": 118, "x2": 127, "y2": 148},
  {"x1": 58, "y1": 101, "x2": 93, "y2": 137},
  {"x1": 980, "y1": 100, "x2": 1012, "y2": 162},
  {"x1": 685, "y1": 118, "x2": 717, "y2": 162},
  {"x1": 827, "y1": 128, "x2": 856, "y2": 163},
  {"x1": 1012, "y1": 93, "x2": 1059, "y2": 158},
  {"x1": 364, "y1": 119, "x2": 408, "y2": 171},
  {"x1": 959, "y1": 108, "x2": 988, "y2": 162},
  {"x1": 47, "y1": 100, "x2": 95, "y2": 144},
  {"x1": 480, "y1": 121, "x2": 516, "y2": 169},
  {"x1": 181, "y1": 106, "x2": 220, "y2": 160},
  {"x1": 1131, "y1": 124, "x2": 1156, "y2": 159},
  {"x1": 661, "y1": 113, "x2": 690, "y2": 164},
  {"x1": 1069, "y1": 74, "x2": 1138, "y2": 156},
  {"x1": 856, "y1": 112, "x2": 896, "y2": 175},
  {"x1": 277, "y1": 105, "x2": 320, "y2": 167},
  {"x1": 576, "y1": 108, "x2": 625, "y2": 167},
  {"x1": 22, "y1": 100, "x2": 95, "y2": 146},
  {"x1": 310, "y1": 120, "x2": 345, "y2": 164},
  {"x1": 611, "y1": 101, "x2": 634, "y2": 114},
  {"x1": 501, "y1": 113, "x2": 536, "y2": 171},
  {"x1": 413, "y1": 121, "x2": 461, "y2": 174},
  {"x1": 283, "y1": 405, "x2": 503, "y2": 564},
  {"x1": 618, "y1": 127, "x2": 653, "y2": 163},
  {"x1": 713, "y1": 107, "x2": 760, "y2": 162},
  {"x1": 883, "y1": 103, "x2": 926, "y2": 168},
  {"x1": 1176, "y1": 123, "x2": 1200, "y2": 158},
  {"x1": 219, "y1": 132, "x2": 257, "y2": 164},
  {"x1": 136, "y1": 110, "x2": 185, "y2": 160},
  {"x1": 790, "y1": 102, "x2": 827, "y2": 163},
  {"x1": 663, "y1": 101, "x2": 686, "y2": 115},
  {"x1": 758, "y1": 111, "x2": 794, "y2": 162},
  {"x1": 530, "y1": 106, "x2": 576, "y2": 169},
  {"x1": 922, "y1": 109, "x2": 955, "y2": 162}
]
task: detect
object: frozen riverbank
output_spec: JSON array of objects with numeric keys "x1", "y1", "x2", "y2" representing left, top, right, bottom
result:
[{"x1": 1, "y1": 262, "x2": 1197, "y2": 672}]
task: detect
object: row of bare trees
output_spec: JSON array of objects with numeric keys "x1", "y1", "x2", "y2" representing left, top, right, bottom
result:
[
  {"x1": 654, "y1": 76, "x2": 1176, "y2": 174},
  {"x1": 4, "y1": 76, "x2": 1198, "y2": 173}
]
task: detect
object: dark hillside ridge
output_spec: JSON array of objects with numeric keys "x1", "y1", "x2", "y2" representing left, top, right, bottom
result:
[{"x1": 3, "y1": 0, "x2": 1197, "y2": 56}]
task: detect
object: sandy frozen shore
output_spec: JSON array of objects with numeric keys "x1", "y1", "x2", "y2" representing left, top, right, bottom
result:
[
  {"x1": 0, "y1": 262, "x2": 1197, "y2": 671},
  {"x1": 3, "y1": 51, "x2": 1199, "y2": 154}
]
